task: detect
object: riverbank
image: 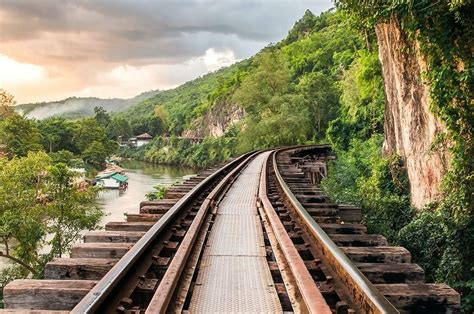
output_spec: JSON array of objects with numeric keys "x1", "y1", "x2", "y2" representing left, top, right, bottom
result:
[{"x1": 119, "y1": 136, "x2": 238, "y2": 168}]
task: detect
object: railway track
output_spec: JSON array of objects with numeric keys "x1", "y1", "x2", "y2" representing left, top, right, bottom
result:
[{"x1": 2, "y1": 146, "x2": 460, "y2": 313}]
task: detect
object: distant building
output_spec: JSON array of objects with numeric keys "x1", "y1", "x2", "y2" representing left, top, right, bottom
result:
[
  {"x1": 95, "y1": 172, "x2": 128, "y2": 189},
  {"x1": 129, "y1": 133, "x2": 153, "y2": 147}
]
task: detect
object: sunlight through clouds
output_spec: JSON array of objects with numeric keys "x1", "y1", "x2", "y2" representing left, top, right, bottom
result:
[
  {"x1": 202, "y1": 48, "x2": 238, "y2": 72},
  {"x1": 0, "y1": 54, "x2": 44, "y2": 86}
]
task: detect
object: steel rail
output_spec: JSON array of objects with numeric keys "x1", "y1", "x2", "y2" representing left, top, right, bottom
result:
[
  {"x1": 145, "y1": 152, "x2": 259, "y2": 313},
  {"x1": 258, "y1": 151, "x2": 332, "y2": 314},
  {"x1": 272, "y1": 146, "x2": 399, "y2": 314},
  {"x1": 71, "y1": 152, "x2": 252, "y2": 314}
]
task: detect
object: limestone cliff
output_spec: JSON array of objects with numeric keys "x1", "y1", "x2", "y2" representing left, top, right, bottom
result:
[
  {"x1": 375, "y1": 15, "x2": 449, "y2": 208},
  {"x1": 183, "y1": 101, "x2": 244, "y2": 138}
]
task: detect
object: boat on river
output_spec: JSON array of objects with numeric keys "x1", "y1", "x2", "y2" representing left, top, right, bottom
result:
[
  {"x1": 95, "y1": 172, "x2": 128, "y2": 189},
  {"x1": 94, "y1": 164, "x2": 128, "y2": 189}
]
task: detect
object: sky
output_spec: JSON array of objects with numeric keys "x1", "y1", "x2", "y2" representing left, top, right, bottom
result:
[{"x1": 0, "y1": 0, "x2": 332, "y2": 104}]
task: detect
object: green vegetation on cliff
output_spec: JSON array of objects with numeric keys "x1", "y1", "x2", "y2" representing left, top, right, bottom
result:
[
  {"x1": 322, "y1": 48, "x2": 413, "y2": 243},
  {"x1": 121, "y1": 10, "x2": 364, "y2": 167},
  {"x1": 117, "y1": 64, "x2": 246, "y2": 136}
]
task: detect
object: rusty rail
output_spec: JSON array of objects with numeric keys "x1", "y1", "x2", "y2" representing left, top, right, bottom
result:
[
  {"x1": 258, "y1": 151, "x2": 332, "y2": 313},
  {"x1": 272, "y1": 147, "x2": 399, "y2": 314}
]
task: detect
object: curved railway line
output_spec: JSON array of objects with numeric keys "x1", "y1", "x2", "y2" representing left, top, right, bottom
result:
[{"x1": 2, "y1": 146, "x2": 460, "y2": 313}]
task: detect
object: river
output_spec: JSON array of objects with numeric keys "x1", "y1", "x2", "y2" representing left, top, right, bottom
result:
[
  {"x1": 0, "y1": 161, "x2": 196, "y2": 271},
  {"x1": 97, "y1": 160, "x2": 196, "y2": 225}
]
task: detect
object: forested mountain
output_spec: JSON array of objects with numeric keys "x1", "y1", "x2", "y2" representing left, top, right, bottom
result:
[
  {"x1": 16, "y1": 90, "x2": 160, "y2": 119},
  {"x1": 116, "y1": 62, "x2": 246, "y2": 137},
  {"x1": 120, "y1": 10, "x2": 364, "y2": 162},
  {"x1": 117, "y1": 9, "x2": 352, "y2": 142}
]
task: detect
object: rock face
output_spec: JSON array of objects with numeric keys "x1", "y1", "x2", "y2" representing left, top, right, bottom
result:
[
  {"x1": 375, "y1": 15, "x2": 449, "y2": 208},
  {"x1": 184, "y1": 101, "x2": 244, "y2": 138}
]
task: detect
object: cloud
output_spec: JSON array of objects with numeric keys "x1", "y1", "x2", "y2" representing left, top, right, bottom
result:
[
  {"x1": 0, "y1": 54, "x2": 44, "y2": 85},
  {"x1": 202, "y1": 48, "x2": 238, "y2": 72},
  {"x1": 0, "y1": 0, "x2": 333, "y2": 103}
]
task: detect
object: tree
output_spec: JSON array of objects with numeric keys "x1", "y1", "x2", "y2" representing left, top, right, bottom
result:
[
  {"x1": 46, "y1": 164, "x2": 102, "y2": 257},
  {"x1": 285, "y1": 9, "x2": 319, "y2": 44},
  {"x1": 233, "y1": 51, "x2": 291, "y2": 115},
  {"x1": 0, "y1": 152, "x2": 51, "y2": 275},
  {"x1": 72, "y1": 118, "x2": 107, "y2": 152},
  {"x1": 154, "y1": 106, "x2": 169, "y2": 132},
  {"x1": 130, "y1": 115, "x2": 164, "y2": 137},
  {"x1": 82, "y1": 140, "x2": 110, "y2": 166},
  {"x1": 37, "y1": 117, "x2": 76, "y2": 153},
  {"x1": 93, "y1": 106, "x2": 111, "y2": 127},
  {"x1": 73, "y1": 118, "x2": 117, "y2": 166},
  {"x1": 237, "y1": 94, "x2": 311, "y2": 151},
  {"x1": 232, "y1": 50, "x2": 312, "y2": 151},
  {"x1": 106, "y1": 117, "x2": 131, "y2": 140},
  {"x1": 297, "y1": 71, "x2": 340, "y2": 138},
  {"x1": 0, "y1": 89, "x2": 15, "y2": 120},
  {"x1": 326, "y1": 50, "x2": 384, "y2": 150},
  {"x1": 0, "y1": 114, "x2": 42, "y2": 157},
  {"x1": 49, "y1": 150, "x2": 83, "y2": 168},
  {"x1": 0, "y1": 152, "x2": 103, "y2": 275},
  {"x1": 145, "y1": 116, "x2": 164, "y2": 136}
]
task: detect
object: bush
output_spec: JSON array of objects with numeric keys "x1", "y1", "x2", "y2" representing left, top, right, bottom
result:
[
  {"x1": 399, "y1": 205, "x2": 474, "y2": 312},
  {"x1": 146, "y1": 185, "x2": 168, "y2": 201},
  {"x1": 322, "y1": 135, "x2": 413, "y2": 243}
]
